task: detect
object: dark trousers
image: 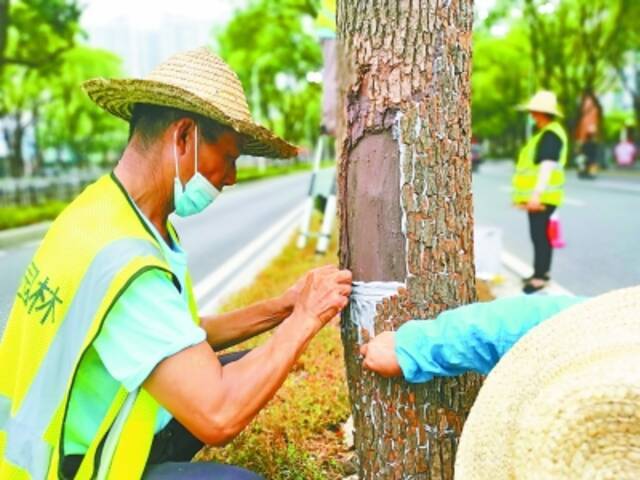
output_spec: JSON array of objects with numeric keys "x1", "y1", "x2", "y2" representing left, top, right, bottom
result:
[
  {"x1": 62, "y1": 350, "x2": 261, "y2": 479},
  {"x1": 527, "y1": 205, "x2": 556, "y2": 278}
]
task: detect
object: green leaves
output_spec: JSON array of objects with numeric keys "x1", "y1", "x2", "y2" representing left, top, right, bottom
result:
[
  {"x1": 36, "y1": 46, "x2": 127, "y2": 166},
  {"x1": 1, "y1": 0, "x2": 81, "y2": 70},
  {"x1": 216, "y1": 0, "x2": 323, "y2": 148},
  {"x1": 473, "y1": 0, "x2": 639, "y2": 154}
]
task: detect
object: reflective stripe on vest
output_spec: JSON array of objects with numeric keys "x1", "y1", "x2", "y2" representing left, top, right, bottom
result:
[
  {"x1": 0, "y1": 238, "x2": 163, "y2": 478},
  {"x1": 1, "y1": 174, "x2": 198, "y2": 479},
  {"x1": 512, "y1": 121, "x2": 568, "y2": 206}
]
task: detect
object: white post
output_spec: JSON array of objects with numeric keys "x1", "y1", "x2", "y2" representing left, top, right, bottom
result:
[
  {"x1": 296, "y1": 135, "x2": 324, "y2": 249},
  {"x1": 315, "y1": 172, "x2": 337, "y2": 255}
]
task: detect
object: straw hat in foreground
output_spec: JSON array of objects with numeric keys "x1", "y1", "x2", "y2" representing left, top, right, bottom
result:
[
  {"x1": 82, "y1": 46, "x2": 297, "y2": 159},
  {"x1": 517, "y1": 90, "x2": 564, "y2": 118},
  {"x1": 455, "y1": 285, "x2": 640, "y2": 479}
]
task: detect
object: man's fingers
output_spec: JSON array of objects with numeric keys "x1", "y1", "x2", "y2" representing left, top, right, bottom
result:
[
  {"x1": 337, "y1": 284, "x2": 352, "y2": 296},
  {"x1": 359, "y1": 343, "x2": 368, "y2": 356},
  {"x1": 335, "y1": 269, "x2": 353, "y2": 283}
]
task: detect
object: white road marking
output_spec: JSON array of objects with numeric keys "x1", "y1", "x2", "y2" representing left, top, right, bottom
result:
[
  {"x1": 501, "y1": 250, "x2": 574, "y2": 296},
  {"x1": 498, "y1": 186, "x2": 585, "y2": 207},
  {"x1": 194, "y1": 204, "x2": 305, "y2": 314}
]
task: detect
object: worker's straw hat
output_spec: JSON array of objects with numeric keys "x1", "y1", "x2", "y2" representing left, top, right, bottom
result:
[
  {"x1": 517, "y1": 90, "x2": 564, "y2": 118},
  {"x1": 82, "y1": 47, "x2": 297, "y2": 158},
  {"x1": 455, "y1": 285, "x2": 640, "y2": 479}
]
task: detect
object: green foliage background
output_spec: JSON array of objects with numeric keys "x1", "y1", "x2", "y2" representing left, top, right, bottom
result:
[
  {"x1": 472, "y1": 0, "x2": 640, "y2": 157},
  {"x1": 215, "y1": 0, "x2": 323, "y2": 150}
]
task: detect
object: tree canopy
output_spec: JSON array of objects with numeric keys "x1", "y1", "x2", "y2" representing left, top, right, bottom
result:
[
  {"x1": 216, "y1": 0, "x2": 323, "y2": 149},
  {"x1": 0, "y1": 0, "x2": 128, "y2": 176},
  {"x1": 472, "y1": 0, "x2": 640, "y2": 156}
]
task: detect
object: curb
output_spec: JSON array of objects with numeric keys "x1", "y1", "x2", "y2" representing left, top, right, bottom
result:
[
  {"x1": 0, "y1": 222, "x2": 51, "y2": 250},
  {"x1": 500, "y1": 251, "x2": 574, "y2": 296}
]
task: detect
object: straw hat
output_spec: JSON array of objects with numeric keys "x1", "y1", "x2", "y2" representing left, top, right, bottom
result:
[
  {"x1": 517, "y1": 90, "x2": 564, "y2": 118},
  {"x1": 455, "y1": 285, "x2": 640, "y2": 479},
  {"x1": 82, "y1": 47, "x2": 297, "y2": 158}
]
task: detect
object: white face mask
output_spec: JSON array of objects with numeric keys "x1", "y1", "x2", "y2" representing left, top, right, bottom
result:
[{"x1": 172, "y1": 124, "x2": 221, "y2": 217}]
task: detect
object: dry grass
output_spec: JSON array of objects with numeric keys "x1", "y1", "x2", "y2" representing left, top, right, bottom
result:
[
  {"x1": 197, "y1": 216, "x2": 493, "y2": 479},
  {"x1": 197, "y1": 218, "x2": 352, "y2": 479}
]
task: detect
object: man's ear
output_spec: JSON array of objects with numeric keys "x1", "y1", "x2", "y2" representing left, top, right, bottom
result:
[{"x1": 172, "y1": 118, "x2": 196, "y2": 156}]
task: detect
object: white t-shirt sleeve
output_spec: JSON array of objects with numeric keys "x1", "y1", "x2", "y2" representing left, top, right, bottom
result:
[{"x1": 93, "y1": 269, "x2": 206, "y2": 392}]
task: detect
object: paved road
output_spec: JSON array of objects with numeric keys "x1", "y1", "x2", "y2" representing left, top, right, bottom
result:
[
  {"x1": 2, "y1": 163, "x2": 636, "y2": 332},
  {"x1": 0, "y1": 172, "x2": 315, "y2": 334},
  {"x1": 473, "y1": 162, "x2": 640, "y2": 296}
]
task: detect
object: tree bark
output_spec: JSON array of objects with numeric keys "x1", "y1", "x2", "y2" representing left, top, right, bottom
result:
[
  {"x1": 8, "y1": 111, "x2": 25, "y2": 177},
  {"x1": 337, "y1": 1, "x2": 479, "y2": 478}
]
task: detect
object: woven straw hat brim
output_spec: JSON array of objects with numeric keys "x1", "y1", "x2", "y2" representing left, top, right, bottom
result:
[
  {"x1": 82, "y1": 77, "x2": 298, "y2": 159},
  {"x1": 455, "y1": 285, "x2": 640, "y2": 479},
  {"x1": 516, "y1": 102, "x2": 565, "y2": 118}
]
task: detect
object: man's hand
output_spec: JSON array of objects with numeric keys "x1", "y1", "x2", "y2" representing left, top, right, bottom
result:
[
  {"x1": 292, "y1": 265, "x2": 352, "y2": 329},
  {"x1": 360, "y1": 331, "x2": 402, "y2": 377},
  {"x1": 280, "y1": 266, "x2": 333, "y2": 313}
]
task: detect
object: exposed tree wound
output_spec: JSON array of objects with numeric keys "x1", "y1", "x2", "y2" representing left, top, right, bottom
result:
[{"x1": 345, "y1": 131, "x2": 406, "y2": 282}]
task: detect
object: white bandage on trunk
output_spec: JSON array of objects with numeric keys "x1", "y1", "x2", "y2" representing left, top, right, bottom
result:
[{"x1": 349, "y1": 281, "x2": 405, "y2": 343}]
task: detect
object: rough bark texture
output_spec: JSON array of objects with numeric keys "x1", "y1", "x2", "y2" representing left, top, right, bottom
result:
[{"x1": 337, "y1": 1, "x2": 479, "y2": 478}]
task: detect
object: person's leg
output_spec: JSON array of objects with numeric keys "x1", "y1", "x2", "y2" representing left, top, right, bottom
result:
[
  {"x1": 143, "y1": 462, "x2": 264, "y2": 479},
  {"x1": 147, "y1": 350, "x2": 251, "y2": 464},
  {"x1": 537, "y1": 206, "x2": 556, "y2": 277},
  {"x1": 527, "y1": 207, "x2": 555, "y2": 279},
  {"x1": 144, "y1": 350, "x2": 258, "y2": 477},
  {"x1": 62, "y1": 351, "x2": 253, "y2": 479}
]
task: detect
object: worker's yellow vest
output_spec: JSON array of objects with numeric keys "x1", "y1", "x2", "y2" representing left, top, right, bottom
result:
[
  {"x1": 0, "y1": 174, "x2": 199, "y2": 479},
  {"x1": 315, "y1": 0, "x2": 336, "y2": 38},
  {"x1": 512, "y1": 121, "x2": 568, "y2": 206}
]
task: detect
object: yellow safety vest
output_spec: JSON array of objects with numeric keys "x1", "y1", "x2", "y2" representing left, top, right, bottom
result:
[
  {"x1": 315, "y1": 0, "x2": 336, "y2": 39},
  {"x1": 512, "y1": 121, "x2": 568, "y2": 206},
  {"x1": 0, "y1": 173, "x2": 199, "y2": 479}
]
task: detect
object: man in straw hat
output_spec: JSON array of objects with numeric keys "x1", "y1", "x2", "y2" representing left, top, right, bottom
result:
[
  {"x1": 0, "y1": 47, "x2": 352, "y2": 479},
  {"x1": 512, "y1": 90, "x2": 568, "y2": 294},
  {"x1": 361, "y1": 287, "x2": 640, "y2": 478}
]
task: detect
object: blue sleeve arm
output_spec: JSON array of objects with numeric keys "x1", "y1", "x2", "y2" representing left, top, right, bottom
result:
[{"x1": 395, "y1": 295, "x2": 587, "y2": 383}]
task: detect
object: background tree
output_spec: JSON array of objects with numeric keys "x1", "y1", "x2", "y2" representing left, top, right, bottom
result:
[
  {"x1": 1, "y1": 65, "x2": 46, "y2": 175},
  {"x1": 522, "y1": 0, "x2": 627, "y2": 135},
  {"x1": 337, "y1": 1, "x2": 480, "y2": 478},
  {"x1": 216, "y1": 0, "x2": 323, "y2": 149},
  {"x1": 0, "y1": 0, "x2": 80, "y2": 73},
  {"x1": 472, "y1": 26, "x2": 531, "y2": 157},
  {"x1": 0, "y1": 0, "x2": 82, "y2": 175},
  {"x1": 37, "y1": 46, "x2": 126, "y2": 169},
  {"x1": 471, "y1": 0, "x2": 640, "y2": 156}
]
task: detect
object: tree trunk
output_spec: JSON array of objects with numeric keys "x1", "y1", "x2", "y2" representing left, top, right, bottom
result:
[
  {"x1": 8, "y1": 112, "x2": 25, "y2": 177},
  {"x1": 31, "y1": 104, "x2": 44, "y2": 174},
  {"x1": 337, "y1": 1, "x2": 480, "y2": 478}
]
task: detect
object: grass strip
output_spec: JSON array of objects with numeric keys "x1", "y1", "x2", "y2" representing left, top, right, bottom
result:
[
  {"x1": 196, "y1": 217, "x2": 493, "y2": 478},
  {"x1": 0, "y1": 162, "x2": 335, "y2": 231},
  {"x1": 0, "y1": 201, "x2": 67, "y2": 230},
  {"x1": 197, "y1": 217, "x2": 352, "y2": 479}
]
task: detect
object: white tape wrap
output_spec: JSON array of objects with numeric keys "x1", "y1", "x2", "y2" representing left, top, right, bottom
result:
[{"x1": 349, "y1": 281, "x2": 405, "y2": 343}]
